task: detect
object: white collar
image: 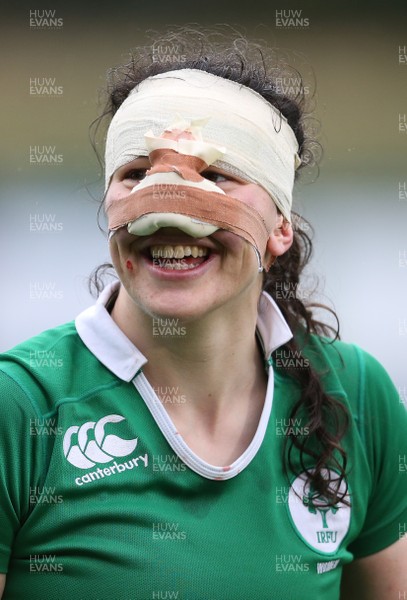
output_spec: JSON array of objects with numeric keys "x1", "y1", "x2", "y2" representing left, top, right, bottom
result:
[{"x1": 75, "y1": 281, "x2": 293, "y2": 382}]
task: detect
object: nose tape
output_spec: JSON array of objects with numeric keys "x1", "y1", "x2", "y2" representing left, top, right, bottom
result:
[
  {"x1": 105, "y1": 121, "x2": 275, "y2": 270},
  {"x1": 147, "y1": 148, "x2": 207, "y2": 182}
]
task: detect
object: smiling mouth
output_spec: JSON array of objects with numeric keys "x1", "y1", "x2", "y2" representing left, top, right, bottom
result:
[{"x1": 143, "y1": 244, "x2": 211, "y2": 270}]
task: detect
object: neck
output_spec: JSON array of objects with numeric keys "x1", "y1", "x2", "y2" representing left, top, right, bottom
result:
[{"x1": 111, "y1": 285, "x2": 267, "y2": 415}]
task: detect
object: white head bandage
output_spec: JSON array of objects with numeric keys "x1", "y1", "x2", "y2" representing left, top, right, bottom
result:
[{"x1": 104, "y1": 69, "x2": 301, "y2": 221}]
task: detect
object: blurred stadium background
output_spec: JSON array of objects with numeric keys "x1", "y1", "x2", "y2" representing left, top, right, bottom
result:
[{"x1": 0, "y1": 0, "x2": 406, "y2": 393}]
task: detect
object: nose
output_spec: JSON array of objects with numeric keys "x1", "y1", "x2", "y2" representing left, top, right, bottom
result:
[
  {"x1": 146, "y1": 126, "x2": 209, "y2": 183},
  {"x1": 161, "y1": 128, "x2": 196, "y2": 142}
]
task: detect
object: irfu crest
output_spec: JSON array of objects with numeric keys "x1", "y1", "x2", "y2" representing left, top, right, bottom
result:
[
  {"x1": 288, "y1": 470, "x2": 351, "y2": 553},
  {"x1": 302, "y1": 485, "x2": 339, "y2": 529}
]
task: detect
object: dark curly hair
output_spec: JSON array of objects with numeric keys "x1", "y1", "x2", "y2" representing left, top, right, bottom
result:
[{"x1": 89, "y1": 25, "x2": 349, "y2": 506}]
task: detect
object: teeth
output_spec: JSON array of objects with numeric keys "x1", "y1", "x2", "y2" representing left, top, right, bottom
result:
[
  {"x1": 173, "y1": 245, "x2": 184, "y2": 259},
  {"x1": 154, "y1": 261, "x2": 203, "y2": 271},
  {"x1": 150, "y1": 245, "x2": 208, "y2": 259},
  {"x1": 164, "y1": 245, "x2": 174, "y2": 259}
]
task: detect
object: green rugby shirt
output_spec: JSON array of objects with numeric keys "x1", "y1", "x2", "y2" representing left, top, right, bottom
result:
[{"x1": 0, "y1": 282, "x2": 406, "y2": 600}]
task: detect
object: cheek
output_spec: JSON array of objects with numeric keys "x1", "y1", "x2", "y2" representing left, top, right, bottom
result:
[
  {"x1": 227, "y1": 184, "x2": 276, "y2": 220},
  {"x1": 105, "y1": 185, "x2": 120, "y2": 208},
  {"x1": 109, "y1": 240, "x2": 121, "y2": 269},
  {"x1": 109, "y1": 232, "x2": 142, "y2": 278},
  {"x1": 109, "y1": 233, "x2": 132, "y2": 266},
  {"x1": 110, "y1": 227, "x2": 138, "y2": 251},
  {"x1": 212, "y1": 231, "x2": 258, "y2": 268},
  {"x1": 105, "y1": 183, "x2": 133, "y2": 210},
  {"x1": 211, "y1": 230, "x2": 246, "y2": 254}
]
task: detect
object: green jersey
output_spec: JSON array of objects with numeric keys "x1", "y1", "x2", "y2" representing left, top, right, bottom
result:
[{"x1": 1, "y1": 283, "x2": 406, "y2": 600}]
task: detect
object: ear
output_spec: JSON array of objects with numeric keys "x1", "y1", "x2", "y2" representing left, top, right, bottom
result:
[{"x1": 264, "y1": 215, "x2": 294, "y2": 270}]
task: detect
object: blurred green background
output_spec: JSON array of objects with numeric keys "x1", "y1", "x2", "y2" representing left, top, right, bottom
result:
[{"x1": 1, "y1": 0, "x2": 406, "y2": 394}]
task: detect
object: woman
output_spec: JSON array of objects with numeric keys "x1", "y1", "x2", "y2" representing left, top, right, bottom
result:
[{"x1": 0, "y1": 28, "x2": 406, "y2": 599}]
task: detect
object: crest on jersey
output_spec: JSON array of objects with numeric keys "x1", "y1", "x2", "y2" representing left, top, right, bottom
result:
[{"x1": 287, "y1": 469, "x2": 351, "y2": 554}]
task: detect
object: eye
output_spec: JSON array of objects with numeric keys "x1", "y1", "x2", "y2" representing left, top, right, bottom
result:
[
  {"x1": 202, "y1": 170, "x2": 229, "y2": 184},
  {"x1": 123, "y1": 168, "x2": 148, "y2": 182}
]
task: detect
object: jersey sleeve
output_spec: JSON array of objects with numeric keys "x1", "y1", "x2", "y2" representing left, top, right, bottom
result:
[
  {"x1": 347, "y1": 346, "x2": 407, "y2": 558},
  {"x1": 0, "y1": 367, "x2": 45, "y2": 573}
]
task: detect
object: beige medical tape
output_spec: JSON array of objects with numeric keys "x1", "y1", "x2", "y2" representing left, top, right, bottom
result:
[
  {"x1": 104, "y1": 69, "x2": 301, "y2": 222},
  {"x1": 106, "y1": 187, "x2": 274, "y2": 255}
]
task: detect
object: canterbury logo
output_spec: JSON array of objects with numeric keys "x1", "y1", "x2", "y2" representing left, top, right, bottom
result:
[{"x1": 63, "y1": 414, "x2": 138, "y2": 469}]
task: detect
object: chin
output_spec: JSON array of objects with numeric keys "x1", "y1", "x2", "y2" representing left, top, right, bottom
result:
[{"x1": 138, "y1": 290, "x2": 229, "y2": 326}]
